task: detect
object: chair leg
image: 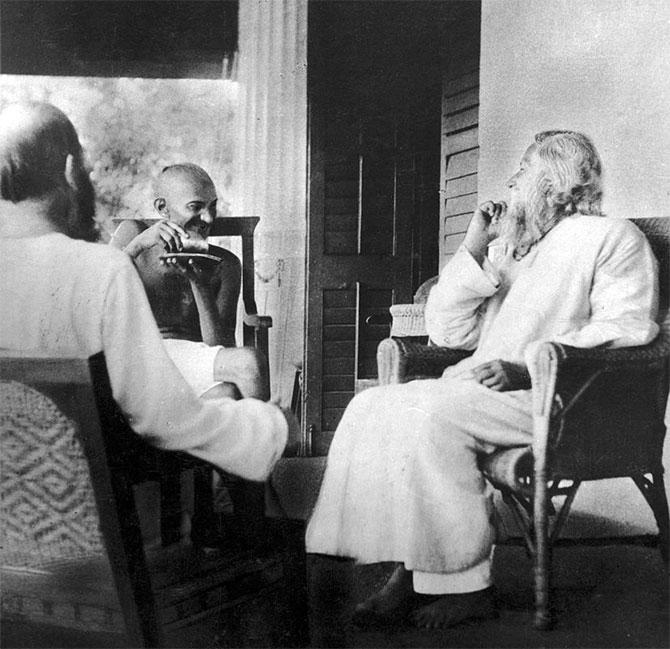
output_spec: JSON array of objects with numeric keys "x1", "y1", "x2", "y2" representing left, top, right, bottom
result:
[
  {"x1": 160, "y1": 468, "x2": 184, "y2": 546},
  {"x1": 633, "y1": 472, "x2": 669, "y2": 564},
  {"x1": 533, "y1": 502, "x2": 552, "y2": 629},
  {"x1": 191, "y1": 465, "x2": 221, "y2": 547},
  {"x1": 653, "y1": 473, "x2": 670, "y2": 565},
  {"x1": 533, "y1": 474, "x2": 552, "y2": 629}
]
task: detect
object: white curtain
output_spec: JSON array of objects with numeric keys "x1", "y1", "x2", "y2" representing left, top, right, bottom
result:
[{"x1": 234, "y1": 0, "x2": 307, "y2": 404}]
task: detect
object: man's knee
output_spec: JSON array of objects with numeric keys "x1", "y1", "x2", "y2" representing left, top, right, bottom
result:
[
  {"x1": 201, "y1": 382, "x2": 240, "y2": 400},
  {"x1": 213, "y1": 347, "x2": 269, "y2": 400}
]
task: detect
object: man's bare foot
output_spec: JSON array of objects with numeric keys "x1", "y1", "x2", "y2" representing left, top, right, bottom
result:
[
  {"x1": 411, "y1": 587, "x2": 497, "y2": 630},
  {"x1": 352, "y1": 564, "x2": 415, "y2": 628}
]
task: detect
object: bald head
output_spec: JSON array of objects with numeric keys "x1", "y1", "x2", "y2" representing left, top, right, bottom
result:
[
  {"x1": 154, "y1": 163, "x2": 215, "y2": 200},
  {"x1": 153, "y1": 163, "x2": 218, "y2": 236},
  {"x1": 0, "y1": 102, "x2": 97, "y2": 241},
  {"x1": 0, "y1": 102, "x2": 83, "y2": 202}
]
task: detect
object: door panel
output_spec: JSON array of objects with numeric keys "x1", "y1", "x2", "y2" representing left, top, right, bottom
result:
[{"x1": 306, "y1": 105, "x2": 428, "y2": 454}]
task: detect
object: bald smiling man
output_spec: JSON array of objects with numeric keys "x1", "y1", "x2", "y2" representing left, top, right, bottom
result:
[{"x1": 111, "y1": 164, "x2": 267, "y2": 402}]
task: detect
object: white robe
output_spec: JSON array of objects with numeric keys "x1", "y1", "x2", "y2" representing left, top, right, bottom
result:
[
  {"x1": 305, "y1": 215, "x2": 659, "y2": 574},
  {"x1": 0, "y1": 233, "x2": 287, "y2": 481}
]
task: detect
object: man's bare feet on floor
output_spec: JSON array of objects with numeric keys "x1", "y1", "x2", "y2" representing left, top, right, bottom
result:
[
  {"x1": 353, "y1": 566, "x2": 497, "y2": 631},
  {"x1": 351, "y1": 564, "x2": 414, "y2": 627},
  {"x1": 411, "y1": 587, "x2": 497, "y2": 629}
]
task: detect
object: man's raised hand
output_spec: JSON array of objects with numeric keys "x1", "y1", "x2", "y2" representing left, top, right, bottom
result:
[
  {"x1": 138, "y1": 219, "x2": 190, "y2": 253},
  {"x1": 463, "y1": 201, "x2": 507, "y2": 265}
]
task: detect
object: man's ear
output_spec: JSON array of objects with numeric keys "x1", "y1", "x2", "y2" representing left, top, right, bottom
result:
[
  {"x1": 153, "y1": 197, "x2": 167, "y2": 215},
  {"x1": 64, "y1": 154, "x2": 77, "y2": 191}
]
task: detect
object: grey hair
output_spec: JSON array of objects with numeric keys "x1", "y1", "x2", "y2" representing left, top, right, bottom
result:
[
  {"x1": 0, "y1": 102, "x2": 83, "y2": 202},
  {"x1": 533, "y1": 130, "x2": 604, "y2": 216}
]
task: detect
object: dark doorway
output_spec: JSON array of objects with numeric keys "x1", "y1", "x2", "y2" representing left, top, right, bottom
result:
[{"x1": 304, "y1": 0, "x2": 479, "y2": 454}]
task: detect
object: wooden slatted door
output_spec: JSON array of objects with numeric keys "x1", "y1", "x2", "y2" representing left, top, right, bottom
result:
[{"x1": 305, "y1": 109, "x2": 428, "y2": 455}]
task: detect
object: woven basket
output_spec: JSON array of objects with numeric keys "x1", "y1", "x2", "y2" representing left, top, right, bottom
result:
[{"x1": 389, "y1": 303, "x2": 427, "y2": 337}]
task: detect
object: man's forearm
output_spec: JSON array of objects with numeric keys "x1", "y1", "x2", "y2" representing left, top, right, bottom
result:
[
  {"x1": 191, "y1": 283, "x2": 232, "y2": 346},
  {"x1": 463, "y1": 242, "x2": 487, "y2": 268},
  {"x1": 462, "y1": 229, "x2": 489, "y2": 268}
]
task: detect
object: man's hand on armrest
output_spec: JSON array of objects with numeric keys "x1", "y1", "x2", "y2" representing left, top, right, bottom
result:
[{"x1": 472, "y1": 359, "x2": 531, "y2": 391}]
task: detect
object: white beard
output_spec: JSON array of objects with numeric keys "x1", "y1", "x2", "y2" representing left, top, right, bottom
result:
[{"x1": 498, "y1": 182, "x2": 562, "y2": 259}]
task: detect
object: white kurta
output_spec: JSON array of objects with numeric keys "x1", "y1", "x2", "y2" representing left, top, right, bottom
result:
[
  {"x1": 305, "y1": 215, "x2": 659, "y2": 574},
  {"x1": 0, "y1": 233, "x2": 287, "y2": 481}
]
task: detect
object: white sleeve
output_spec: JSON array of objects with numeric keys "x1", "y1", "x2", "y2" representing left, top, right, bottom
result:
[
  {"x1": 424, "y1": 245, "x2": 501, "y2": 349},
  {"x1": 100, "y1": 260, "x2": 287, "y2": 481},
  {"x1": 542, "y1": 224, "x2": 659, "y2": 351}
]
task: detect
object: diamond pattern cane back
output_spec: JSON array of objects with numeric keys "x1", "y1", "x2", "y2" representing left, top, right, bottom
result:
[
  {"x1": 1, "y1": 381, "x2": 105, "y2": 569},
  {"x1": 0, "y1": 353, "x2": 156, "y2": 646}
]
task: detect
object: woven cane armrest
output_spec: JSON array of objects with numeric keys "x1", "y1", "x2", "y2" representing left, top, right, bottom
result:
[
  {"x1": 550, "y1": 333, "x2": 670, "y2": 373},
  {"x1": 544, "y1": 337, "x2": 669, "y2": 479},
  {"x1": 484, "y1": 334, "x2": 670, "y2": 492},
  {"x1": 377, "y1": 337, "x2": 473, "y2": 385},
  {"x1": 389, "y1": 303, "x2": 428, "y2": 337}
]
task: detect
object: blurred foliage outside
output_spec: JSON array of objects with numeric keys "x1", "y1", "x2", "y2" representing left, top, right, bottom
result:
[{"x1": 0, "y1": 75, "x2": 238, "y2": 241}]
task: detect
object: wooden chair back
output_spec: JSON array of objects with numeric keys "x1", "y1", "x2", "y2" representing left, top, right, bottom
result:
[
  {"x1": 0, "y1": 351, "x2": 160, "y2": 647},
  {"x1": 209, "y1": 215, "x2": 261, "y2": 326},
  {"x1": 111, "y1": 215, "x2": 270, "y2": 354}
]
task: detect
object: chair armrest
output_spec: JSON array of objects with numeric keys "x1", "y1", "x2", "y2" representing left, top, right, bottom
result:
[
  {"x1": 530, "y1": 335, "x2": 670, "y2": 409},
  {"x1": 530, "y1": 335, "x2": 670, "y2": 480},
  {"x1": 484, "y1": 335, "x2": 670, "y2": 492},
  {"x1": 552, "y1": 335, "x2": 670, "y2": 372},
  {"x1": 377, "y1": 337, "x2": 473, "y2": 385},
  {"x1": 243, "y1": 313, "x2": 273, "y2": 329}
]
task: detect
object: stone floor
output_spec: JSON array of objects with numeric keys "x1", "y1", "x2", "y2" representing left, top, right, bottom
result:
[
  {"x1": 2, "y1": 541, "x2": 666, "y2": 648},
  {"x1": 308, "y1": 544, "x2": 668, "y2": 649}
]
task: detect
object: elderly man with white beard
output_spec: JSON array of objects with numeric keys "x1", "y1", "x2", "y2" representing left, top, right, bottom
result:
[{"x1": 305, "y1": 130, "x2": 659, "y2": 631}]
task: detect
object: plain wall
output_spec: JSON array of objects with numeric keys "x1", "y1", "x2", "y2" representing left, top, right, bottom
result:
[
  {"x1": 478, "y1": 0, "x2": 670, "y2": 535},
  {"x1": 478, "y1": 0, "x2": 670, "y2": 217}
]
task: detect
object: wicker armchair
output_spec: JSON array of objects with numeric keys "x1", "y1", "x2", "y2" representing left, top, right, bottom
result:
[{"x1": 376, "y1": 217, "x2": 670, "y2": 630}]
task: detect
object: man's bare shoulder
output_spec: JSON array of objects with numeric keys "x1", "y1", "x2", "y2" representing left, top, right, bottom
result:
[{"x1": 111, "y1": 219, "x2": 149, "y2": 248}]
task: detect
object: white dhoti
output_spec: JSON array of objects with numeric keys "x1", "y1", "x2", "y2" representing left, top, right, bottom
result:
[
  {"x1": 305, "y1": 376, "x2": 533, "y2": 587},
  {"x1": 162, "y1": 338, "x2": 223, "y2": 397}
]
